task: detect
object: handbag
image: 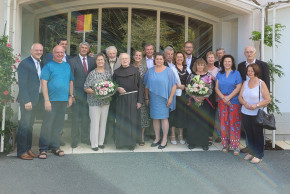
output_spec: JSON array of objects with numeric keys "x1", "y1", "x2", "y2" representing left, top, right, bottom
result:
[{"x1": 256, "y1": 82, "x2": 276, "y2": 130}]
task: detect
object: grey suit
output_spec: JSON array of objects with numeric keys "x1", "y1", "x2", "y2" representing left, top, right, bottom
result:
[{"x1": 69, "y1": 55, "x2": 95, "y2": 145}]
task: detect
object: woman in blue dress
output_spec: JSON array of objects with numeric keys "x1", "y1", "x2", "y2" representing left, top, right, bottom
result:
[{"x1": 144, "y1": 52, "x2": 177, "y2": 149}]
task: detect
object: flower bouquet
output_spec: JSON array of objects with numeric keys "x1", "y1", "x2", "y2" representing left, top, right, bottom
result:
[
  {"x1": 186, "y1": 75, "x2": 211, "y2": 107},
  {"x1": 94, "y1": 80, "x2": 118, "y2": 101}
]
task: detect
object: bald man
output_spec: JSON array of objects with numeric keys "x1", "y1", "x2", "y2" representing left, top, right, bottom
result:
[{"x1": 38, "y1": 45, "x2": 74, "y2": 159}]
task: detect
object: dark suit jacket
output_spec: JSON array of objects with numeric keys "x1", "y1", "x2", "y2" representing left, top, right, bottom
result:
[
  {"x1": 214, "y1": 61, "x2": 220, "y2": 68},
  {"x1": 189, "y1": 56, "x2": 198, "y2": 71},
  {"x1": 44, "y1": 52, "x2": 71, "y2": 65},
  {"x1": 69, "y1": 55, "x2": 95, "y2": 100},
  {"x1": 237, "y1": 59, "x2": 270, "y2": 90},
  {"x1": 17, "y1": 56, "x2": 41, "y2": 106}
]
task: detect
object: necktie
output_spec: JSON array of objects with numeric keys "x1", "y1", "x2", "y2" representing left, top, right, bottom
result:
[
  {"x1": 83, "y1": 57, "x2": 88, "y2": 75},
  {"x1": 36, "y1": 61, "x2": 41, "y2": 78}
]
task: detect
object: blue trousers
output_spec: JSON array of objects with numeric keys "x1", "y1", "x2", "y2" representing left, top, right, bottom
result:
[
  {"x1": 17, "y1": 104, "x2": 37, "y2": 157},
  {"x1": 39, "y1": 101, "x2": 67, "y2": 152}
]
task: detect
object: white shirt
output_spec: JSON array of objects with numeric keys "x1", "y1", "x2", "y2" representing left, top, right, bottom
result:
[
  {"x1": 31, "y1": 56, "x2": 41, "y2": 92},
  {"x1": 146, "y1": 56, "x2": 154, "y2": 69},
  {"x1": 245, "y1": 59, "x2": 256, "y2": 81},
  {"x1": 167, "y1": 61, "x2": 175, "y2": 68},
  {"x1": 170, "y1": 66, "x2": 182, "y2": 96},
  {"x1": 186, "y1": 55, "x2": 192, "y2": 74},
  {"x1": 79, "y1": 54, "x2": 88, "y2": 71},
  {"x1": 63, "y1": 53, "x2": 67, "y2": 62}
]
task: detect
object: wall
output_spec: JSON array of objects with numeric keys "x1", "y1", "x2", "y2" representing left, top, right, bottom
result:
[
  {"x1": 0, "y1": 0, "x2": 6, "y2": 37},
  {"x1": 264, "y1": 6, "x2": 290, "y2": 138},
  {"x1": 21, "y1": 11, "x2": 35, "y2": 58}
]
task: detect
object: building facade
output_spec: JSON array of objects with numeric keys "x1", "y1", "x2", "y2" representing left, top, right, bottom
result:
[{"x1": 1, "y1": 0, "x2": 290, "y2": 139}]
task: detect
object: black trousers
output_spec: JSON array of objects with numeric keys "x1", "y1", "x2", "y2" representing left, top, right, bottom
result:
[
  {"x1": 241, "y1": 113, "x2": 264, "y2": 159},
  {"x1": 71, "y1": 97, "x2": 90, "y2": 143}
]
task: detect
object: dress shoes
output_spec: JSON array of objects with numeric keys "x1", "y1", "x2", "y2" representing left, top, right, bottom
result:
[
  {"x1": 28, "y1": 150, "x2": 38, "y2": 158},
  {"x1": 151, "y1": 140, "x2": 161, "y2": 147},
  {"x1": 188, "y1": 145, "x2": 196, "y2": 149},
  {"x1": 99, "y1": 145, "x2": 105, "y2": 149},
  {"x1": 202, "y1": 146, "x2": 209, "y2": 151},
  {"x1": 92, "y1": 147, "x2": 98, "y2": 151},
  {"x1": 19, "y1": 153, "x2": 33, "y2": 160}
]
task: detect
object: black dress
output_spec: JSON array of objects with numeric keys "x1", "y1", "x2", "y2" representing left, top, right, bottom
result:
[
  {"x1": 113, "y1": 66, "x2": 143, "y2": 148},
  {"x1": 184, "y1": 72, "x2": 213, "y2": 147},
  {"x1": 172, "y1": 65, "x2": 189, "y2": 128}
]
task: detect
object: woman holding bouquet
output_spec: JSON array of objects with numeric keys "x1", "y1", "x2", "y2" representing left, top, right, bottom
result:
[
  {"x1": 133, "y1": 50, "x2": 150, "y2": 146},
  {"x1": 185, "y1": 58, "x2": 213, "y2": 150},
  {"x1": 144, "y1": 52, "x2": 177, "y2": 149},
  {"x1": 215, "y1": 55, "x2": 242, "y2": 155},
  {"x1": 113, "y1": 53, "x2": 143, "y2": 150},
  {"x1": 84, "y1": 53, "x2": 112, "y2": 151}
]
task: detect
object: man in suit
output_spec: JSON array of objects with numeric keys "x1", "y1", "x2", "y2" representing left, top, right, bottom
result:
[
  {"x1": 238, "y1": 46, "x2": 270, "y2": 153},
  {"x1": 104, "y1": 46, "x2": 121, "y2": 74},
  {"x1": 38, "y1": 45, "x2": 74, "y2": 159},
  {"x1": 164, "y1": 46, "x2": 174, "y2": 68},
  {"x1": 69, "y1": 42, "x2": 95, "y2": 148},
  {"x1": 238, "y1": 46, "x2": 270, "y2": 89},
  {"x1": 141, "y1": 43, "x2": 155, "y2": 69},
  {"x1": 214, "y1": 48, "x2": 226, "y2": 69},
  {"x1": 17, "y1": 43, "x2": 43, "y2": 160},
  {"x1": 183, "y1": 41, "x2": 197, "y2": 73},
  {"x1": 44, "y1": 38, "x2": 71, "y2": 64}
]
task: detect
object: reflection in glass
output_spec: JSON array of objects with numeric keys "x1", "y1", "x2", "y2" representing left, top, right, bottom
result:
[
  {"x1": 102, "y1": 8, "x2": 128, "y2": 54},
  {"x1": 71, "y1": 9, "x2": 98, "y2": 56},
  {"x1": 160, "y1": 12, "x2": 185, "y2": 52},
  {"x1": 39, "y1": 13, "x2": 68, "y2": 58},
  {"x1": 188, "y1": 18, "x2": 213, "y2": 58},
  {"x1": 130, "y1": 9, "x2": 157, "y2": 52}
]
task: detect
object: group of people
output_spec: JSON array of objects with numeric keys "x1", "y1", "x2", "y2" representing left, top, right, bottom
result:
[{"x1": 16, "y1": 38, "x2": 271, "y2": 164}]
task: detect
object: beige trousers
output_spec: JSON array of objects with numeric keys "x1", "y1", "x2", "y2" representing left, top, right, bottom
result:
[{"x1": 89, "y1": 105, "x2": 110, "y2": 148}]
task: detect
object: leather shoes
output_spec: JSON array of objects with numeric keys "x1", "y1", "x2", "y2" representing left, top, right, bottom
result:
[
  {"x1": 28, "y1": 150, "x2": 38, "y2": 158},
  {"x1": 151, "y1": 139, "x2": 161, "y2": 147},
  {"x1": 19, "y1": 153, "x2": 33, "y2": 160}
]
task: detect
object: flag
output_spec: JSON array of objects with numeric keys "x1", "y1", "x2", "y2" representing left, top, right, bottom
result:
[{"x1": 76, "y1": 14, "x2": 92, "y2": 32}]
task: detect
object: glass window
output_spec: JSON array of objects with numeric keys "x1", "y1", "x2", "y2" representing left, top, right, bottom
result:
[
  {"x1": 160, "y1": 12, "x2": 185, "y2": 52},
  {"x1": 71, "y1": 9, "x2": 98, "y2": 56},
  {"x1": 39, "y1": 13, "x2": 68, "y2": 59},
  {"x1": 188, "y1": 18, "x2": 213, "y2": 58},
  {"x1": 102, "y1": 8, "x2": 128, "y2": 54},
  {"x1": 130, "y1": 9, "x2": 157, "y2": 52}
]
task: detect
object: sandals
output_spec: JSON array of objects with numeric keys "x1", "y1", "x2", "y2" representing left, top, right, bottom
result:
[
  {"x1": 170, "y1": 136, "x2": 177, "y2": 145},
  {"x1": 53, "y1": 149, "x2": 65, "y2": 157},
  {"x1": 179, "y1": 135, "x2": 185, "y2": 145},
  {"x1": 139, "y1": 141, "x2": 145, "y2": 146},
  {"x1": 38, "y1": 151, "x2": 47, "y2": 159}
]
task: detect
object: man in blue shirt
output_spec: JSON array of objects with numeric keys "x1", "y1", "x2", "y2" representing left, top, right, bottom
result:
[{"x1": 38, "y1": 45, "x2": 74, "y2": 159}]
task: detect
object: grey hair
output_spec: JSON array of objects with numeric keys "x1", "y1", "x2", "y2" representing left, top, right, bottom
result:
[
  {"x1": 164, "y1": 46, "x2": 174, "y2": 53},
  {"x1": 216, "y1": 48, "x2": 225, "y2": 52},
  {"x1": 31, "y1": 43, "x2": 43, "y2": 50},
  {"x1": 106, "y1": 46, "x2": 117, "y2": 54},
  {"x1": 244, "y1": 46, "x2": 256, "y2": 53},
  {"x1": 79, "y1": 42, "x2": 90, "y2": 48},
  {"x1": 144, "y1": 43, "x2": 154, "y2": 49},
  {"x1": 119, "y1": 53, "x2": 130, "y2": 60}
]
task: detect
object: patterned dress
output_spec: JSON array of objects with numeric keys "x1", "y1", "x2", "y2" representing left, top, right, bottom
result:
[{"x1": 135, "y1": 62, "x2": 151, "y2": 128}]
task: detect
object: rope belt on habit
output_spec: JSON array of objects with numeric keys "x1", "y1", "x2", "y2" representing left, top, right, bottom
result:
[{"x1": 120, "y1": 90, "x2": 138, "y2": 96}]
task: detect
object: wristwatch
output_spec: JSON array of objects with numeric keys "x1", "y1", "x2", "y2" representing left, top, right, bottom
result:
[
  {"x1": 69, "y1": 94, "x2": 74, "y2": 98},
  {"x1": 257, "y1": 103, "x2": 260, "y2": 108}
]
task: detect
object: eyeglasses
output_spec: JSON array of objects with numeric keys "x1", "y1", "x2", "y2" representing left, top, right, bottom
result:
[{"x1": 245, "y1": 51, "x2": 255, "y2": 54}]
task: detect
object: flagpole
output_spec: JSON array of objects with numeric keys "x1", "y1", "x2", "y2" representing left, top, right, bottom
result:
[{"x1": 83, "y1": 31, "x2": 86, "y2": 42}]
